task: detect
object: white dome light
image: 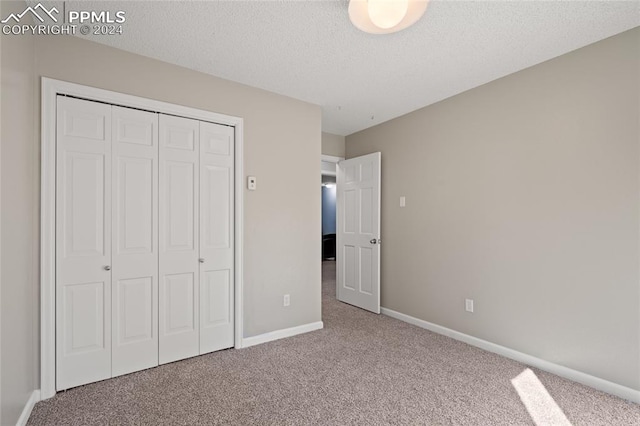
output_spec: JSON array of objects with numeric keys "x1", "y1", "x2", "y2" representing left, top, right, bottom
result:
[
  {"x1": 367, "y1": 0, "x2": 409, "y2": 29},
  {"x1": 349, "y1": 0, "x2": 429, "y2": 34}
]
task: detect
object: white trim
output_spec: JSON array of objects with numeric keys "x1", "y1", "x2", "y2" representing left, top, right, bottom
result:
[
  {"x1": 40, "y1": 77, "x2": 245, "y2": 399},
  {"x1": 381, "y1": 307, "x2": 640, "y2": 404},
  {"x1": 242, "y1": 321, "x2": 324, "y2": 348},
  {"x1": 16, "y1": 390, "x2": 40, "y2": 426},
  {"x1": 0, "y1": 34, "x2": 3, "y2": 423},
  {"x1": 234, "y1": 121, "x2": 245, "y2": 350},
  {"x1": 321, "y1": 154, "x2": 344, "y2": 163},
  {"x1": 321, "y1": 155, "x2": 343, "y2": 177},
  {"x1": 40, "y1": 79, "x2": 56, "y2": 400}
]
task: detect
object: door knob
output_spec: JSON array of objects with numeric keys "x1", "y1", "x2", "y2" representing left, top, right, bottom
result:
[
  {"x1": 370, "y1": 239, "x2": 377, "y2": 245},
  {"x1": 199, "y1": 258, "x2": 205, "y2": 263},
  {"x1": 104, "y1": 265, "x2": 111, "y2": 271}
]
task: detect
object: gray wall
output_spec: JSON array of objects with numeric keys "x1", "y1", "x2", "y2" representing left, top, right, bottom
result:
[
  {"x1": 34, "y1": 34, "x2": 322, "y2": 338},
  {"x1": 322, "y1": 132, "x2": 345, "y2": 157},
  {"x1": 346, "y1": 28, "x2": 640, "y2": 391},
  {"x1": 0, "y1": 2, "x2": 39, "y2": 424},
  {"x1": 1, "y1": 12, "x2": 322, "y2": 420}
]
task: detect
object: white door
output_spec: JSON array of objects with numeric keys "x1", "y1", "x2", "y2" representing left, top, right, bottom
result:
[
  {"x1": 199, "y1": 122, "x2": 235, "y2": 354},
  {"x1": 56, "y1": 96, "x2": 112, "y2": 390},
  {"x1": 336, "y1": 152, "x2": 381, "y2": 314},
  {"x1": 111, "y1": 106, "x2": 159, "y2": 376},
  {"x1": 158, "y1": 114, "x2": 200, "y2": 364},
  {"x1": 56, "y1": 96, "x2": 236, "y2": 387}
]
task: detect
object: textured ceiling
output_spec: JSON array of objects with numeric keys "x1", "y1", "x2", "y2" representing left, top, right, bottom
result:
[{"x1": 49, "y1": 1, "x2": 640, "y2": 135}]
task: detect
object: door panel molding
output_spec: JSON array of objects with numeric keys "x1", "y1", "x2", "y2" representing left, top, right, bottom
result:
[
  {"x1": 199, "y1": 122, "x2": 235, "y2": 355},
  {"x1": 55, "y1": 97, "x2": 112, "y2": 390},
  {"x1": 41, "y1": 78, "x2": 245, "y2": 399},
  {"x1": 111, "y1": 105, "x2": 159, "y2": 378},
  {"x1": 336, "y1": 152, "x2": 381, "y2": 314},
  {"x1": 159, "y1": 114, "x2": 200, "y2": 364}
]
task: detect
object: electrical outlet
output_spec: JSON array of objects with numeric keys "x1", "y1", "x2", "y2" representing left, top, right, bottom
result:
[
  {"x1": 465, "y1": 299, "x2": 474, "y2": 313},
  {"x1": 400, "y1": 196, "x2": 406, "y2": 207},
  {"x1": 283, "y1": 294, "x2": 290, "y2": 307}
]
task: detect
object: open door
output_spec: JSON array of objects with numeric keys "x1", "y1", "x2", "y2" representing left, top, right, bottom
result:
[{"x1": 336, "y1": 152, "x2": 381, "y2": 313}]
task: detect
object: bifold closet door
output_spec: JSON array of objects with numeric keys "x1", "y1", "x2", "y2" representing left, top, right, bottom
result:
[
  {"x1": 56, "y1": 96, "x2": 235, "y2": 388},
  {"x1": 56, "y1": 96, "x2": 112, "y2": 390},
  {"x1": 111, "y1": 106, "x2": 159, "y2": 376},
  {"x1": 199, "y1": 122, "x2": 235, "y2": 354},
  {"x1": 159, "y1": 114, "x2": 201, "y2": 364}
]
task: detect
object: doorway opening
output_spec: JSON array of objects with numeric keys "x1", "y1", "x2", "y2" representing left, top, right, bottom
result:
[
  {"x1": 321, "y1": 152, "x2": 381, "y2": 314},
  {"x1": 321, "y1": 155, "x2": 343, "y2": 292},
  {"x1": 322, "y1": 178, "x2": 337, "y2": 260}
]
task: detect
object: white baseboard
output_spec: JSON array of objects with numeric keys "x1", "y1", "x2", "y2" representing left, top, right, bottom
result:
[
  {"x1": 241, "y1": 321, "x2": 324, "y2": 348},
  {"x1": 381, "y1": 307, "x2": 640, "y2": 404},
  {"x1": 16, "y1": 389, "x2": 40, "y2": 426}
]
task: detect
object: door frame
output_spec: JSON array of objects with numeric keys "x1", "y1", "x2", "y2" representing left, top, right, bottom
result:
[
  {"x1": 40, "y1": 77, "x2": 245, "y2": 399},
  {"x1": 321, "y1": 154, "x2": 343, "y2": 178},
  {"x1": 321, "y1": 155, "x2": 342, "y2": 261}
]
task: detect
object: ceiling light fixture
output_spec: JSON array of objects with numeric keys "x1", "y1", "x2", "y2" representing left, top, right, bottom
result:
[{"x1": 348, "y1": 0, "x2": 429, "y2": 34}]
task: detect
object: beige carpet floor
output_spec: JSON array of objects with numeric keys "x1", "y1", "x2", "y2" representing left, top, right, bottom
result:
[{"x1": 29, "y1": 261, "x2": 639, "y2": 425}]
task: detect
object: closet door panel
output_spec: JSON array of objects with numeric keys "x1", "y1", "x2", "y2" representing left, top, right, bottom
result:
[
  {"x1": 164, "y1": 160, "x2": 195, "y2": 252},
  {"x1": 56, "y1": 96, "x2": 237, "y2": 388},
  {"x1": 56, "y1": 96, "x2": 112, "y2": 390},
  {"x1": 111, "y1": 106, "x2": 159, "y2": 377},
  {"x1": 199, "y1": 122, "x2": 235, "y2": 354},
  {"x1": 159, "y1": 114, "x2": 200, "y2": 364},
  {"x1": 165, "y1": 273, "x2": 196, "y2": 333}
]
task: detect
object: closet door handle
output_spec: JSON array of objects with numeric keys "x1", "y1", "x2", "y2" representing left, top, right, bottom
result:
[
  {"x1": 199, "y1": 258, "x2": 205, "y2": 263},
  {"x1": 104, "y1": 265, "x2": 111, "y2": 271}
]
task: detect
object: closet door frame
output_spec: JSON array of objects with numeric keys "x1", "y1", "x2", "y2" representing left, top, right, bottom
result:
[{"x1": 40, "y1": 77, "x2": 245, "y2": 399}]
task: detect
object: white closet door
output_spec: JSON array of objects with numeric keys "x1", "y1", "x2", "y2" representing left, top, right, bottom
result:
[
  {"x1": 111, "y1": 106, "x2": 159, "y2": 376},
  {"x1": 159, "y1": 114, "x2": 200, "y2": 364},
  {"x1": 199, "y1": 122, "x2": 235, "y2": 354},
  {"x1": 56, "y1": 96, "x2": 112, "y2": 390}
]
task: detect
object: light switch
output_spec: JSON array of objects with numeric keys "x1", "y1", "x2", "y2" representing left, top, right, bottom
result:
[
  {"x1": 400, "y1": 196, "x2": 406, "y2": 207},
  {"x1": 247, "y1": 176, "x2": 257, "y2": 191},
  {"x1": 465, "y1": 299, "x2": 474, "y2": 313}
]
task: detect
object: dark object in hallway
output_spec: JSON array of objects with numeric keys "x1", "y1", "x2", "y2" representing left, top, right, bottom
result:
[{"x1": 322, "y1": 233, "x2": 336, "y2": 259}]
